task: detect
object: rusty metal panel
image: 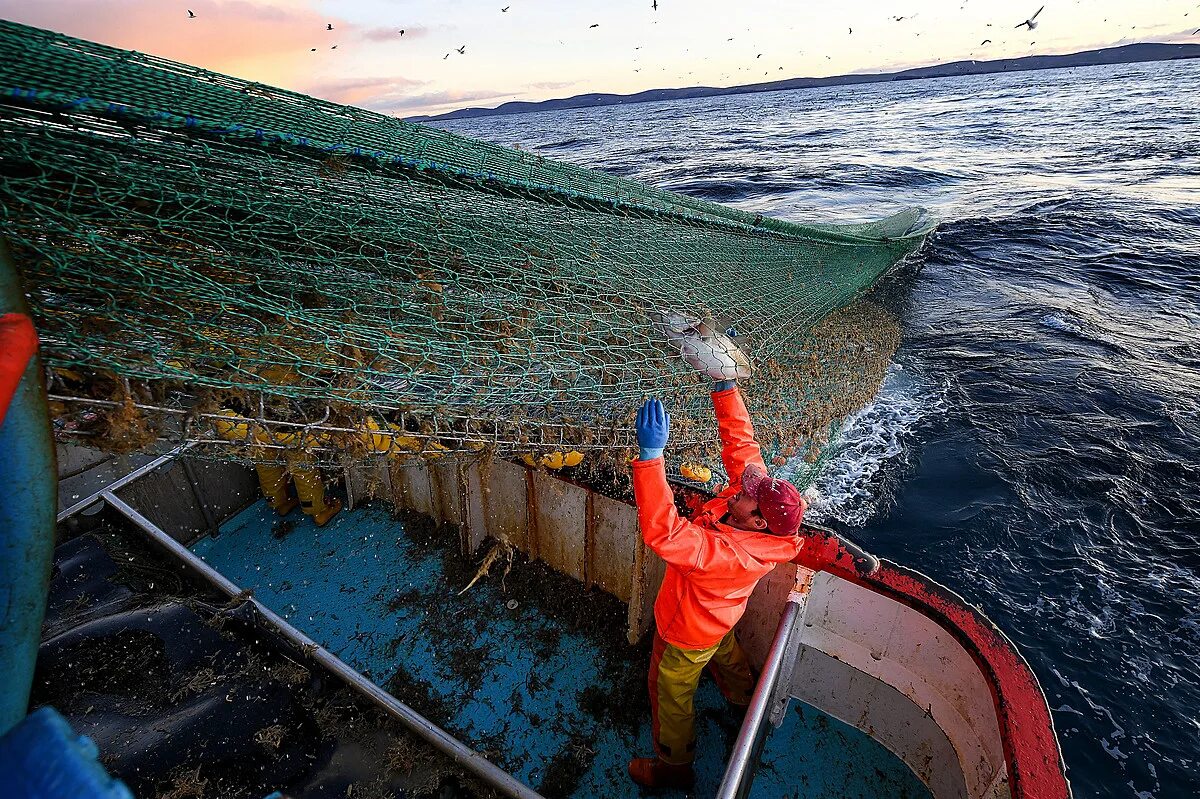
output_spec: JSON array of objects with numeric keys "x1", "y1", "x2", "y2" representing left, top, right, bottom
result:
[
  {"x1": 531, "y1": 471, "x2": 587, "y2": 582},
  {"x1": 460, "y1": 461, "x2": 487, "y2": 555},
  {"x1": 589, "y1": 493, "x2": 638, "y2": 603},
  {"x1": 344, "y1": 465, "x2": 364, "y2": 510},
  {"x1": 56, "y1": 442, "x2": 113, "y2": 480},
  {"x1": 58, "y1": 450, "x2": 159, "y2": 515},
  {"x1": 627, "y1": 536, "x2": 666, "y2": 643},
  {"x1": 482, "y1": 458, "x2": 529, "y2": 549},
  {"x1": 344, "y1": 462, "x2": 390, "y2": 510},
  {"x1": 182, "y1": 457, "x2": 257, "y2": 526}
]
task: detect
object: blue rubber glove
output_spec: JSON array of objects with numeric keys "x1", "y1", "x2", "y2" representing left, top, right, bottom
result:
[
  {"x1": 712, "y1": 379, "x2": 736, "y2": 392},
  {"x1": 635, "y1": 398, "x2": 670, "y2": 461}
]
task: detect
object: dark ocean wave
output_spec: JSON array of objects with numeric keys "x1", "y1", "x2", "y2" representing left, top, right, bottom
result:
[
  {"x1": 533, "y1": 136, "x2": 594, "y2": 150},
  {"x1": 661, "y1": 164, "x2": 964, "y2": 201}
]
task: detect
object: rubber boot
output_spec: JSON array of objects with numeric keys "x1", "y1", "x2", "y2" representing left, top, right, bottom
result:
[
  {"x1": 628, "y1": 757, "x2": 695, "y2": 790},
  {"x1": 290, "y1": 465, "x2": 342, "y2": 527},
  {"x1": 254, "y1": 463, "x2": 298, "y2": 516}
]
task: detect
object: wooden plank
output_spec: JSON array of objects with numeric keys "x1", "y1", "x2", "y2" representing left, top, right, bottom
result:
[
  {"x1": 482, "y1": 458, "x2": 528, "y2": 549},
  {"x1": 590, "y1": 493, "x2": 639, "y2": 603},
  {"x1": 532, "y1": 470, "x2": 588, "y2": 582},
  {"x1": 392, "y1": 461, "x2": 435, "y2": 516}
]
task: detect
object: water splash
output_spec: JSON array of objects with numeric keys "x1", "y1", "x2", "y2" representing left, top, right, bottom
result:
[{"x1": 785, "y1": 364, "x2": 944, "y2": 528}]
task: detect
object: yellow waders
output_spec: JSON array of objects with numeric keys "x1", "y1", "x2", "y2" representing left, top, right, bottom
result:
[
  {"x1": 287, "y1": 459, "x2": 341, "y2": 526},
  {"x1": 254, "y1": 462, "x2": 298, "y2": 515},
  {"x1": 648, "y1": 630, "x2": 755, "y2": 765},
  {"x1": 213, "y1": 409, "x2": 341, "y2": 526}
]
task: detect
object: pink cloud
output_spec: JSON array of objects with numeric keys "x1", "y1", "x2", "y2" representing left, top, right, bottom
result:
[
  {"x1": 303, "y1": 76, "x2": 429, "y2": 108},
  {"x1": 0, "y1": 0, "x2": 419, "y2": 90},
  {"x1": 528, "y1": 80, "x2": 578, "y2": 91}
]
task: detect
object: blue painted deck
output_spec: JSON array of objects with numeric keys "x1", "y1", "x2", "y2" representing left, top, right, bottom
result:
[{"x1": 192, "y1": 498, "x2": 930, "y2": 799}]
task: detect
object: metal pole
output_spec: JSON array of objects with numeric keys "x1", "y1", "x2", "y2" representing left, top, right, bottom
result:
[
  {"x1": 100, "y1": 491, "x2": 547, "y2": 799},
  {"x1": 0, "y1": 238, "x2": 56, "y2": 735},
  {"x1": 715, "y1": 571, "x2": 812, "y2": 799}
]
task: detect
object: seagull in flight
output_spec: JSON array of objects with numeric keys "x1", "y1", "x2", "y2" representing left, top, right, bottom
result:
[
  {"x1": 980, "y1": 38, "x2": 992, "y2": 45},
  {"x1": 327, "y1": 23, "x2": 333, "y2": 31},
  {"x1": 1015, "y1": 6, "x2": 1044, "y2": 30},
  {"x1": 590, "y1": 23, "x2": 599, "y2": 28},
  {"x1": 187, "y1": 9, "x2": 195, "y2": 18},
  {"x1": 652, "y1": 0, "x2": 658, "y2": 9},
  {"x1": 399, "y1": 29, "x2": 405, "y2": 36},
  {"x1": 456, "y1": 45, "x2": 466, "y2": 54},
  {"x1": 501, "y1": 5, "x2": 510, "y2": 11}
]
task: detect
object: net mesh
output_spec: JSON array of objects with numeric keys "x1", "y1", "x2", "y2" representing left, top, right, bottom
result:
[{"x1": 0, "y1": 20, "x2": 932, "y2": 491}]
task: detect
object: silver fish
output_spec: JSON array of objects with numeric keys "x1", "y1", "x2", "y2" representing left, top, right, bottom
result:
[{"x1": 654, "y1": 311, "x2": 753, "y2": 380}]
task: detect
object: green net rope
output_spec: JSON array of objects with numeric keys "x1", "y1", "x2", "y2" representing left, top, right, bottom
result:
[{"x1": 0, "y1": 20, "x2": 932, "y2": 489}]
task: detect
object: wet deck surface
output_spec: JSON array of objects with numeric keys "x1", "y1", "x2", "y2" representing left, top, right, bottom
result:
[{"x1": 193, "y1": 499, "x2": 930, "y2": 798}]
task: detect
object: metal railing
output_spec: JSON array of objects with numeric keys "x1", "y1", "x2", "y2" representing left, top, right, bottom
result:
[
  {"x1": 54, "y1": 462, "x2": 547, "y2": 799},
  {"x1": 715, "y1": 569, "x2": 813, "y2": 799}
]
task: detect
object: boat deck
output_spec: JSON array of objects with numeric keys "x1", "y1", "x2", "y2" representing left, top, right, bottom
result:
[{"x1": 193, "y1": 498, "x2": 930, "y2": 798}]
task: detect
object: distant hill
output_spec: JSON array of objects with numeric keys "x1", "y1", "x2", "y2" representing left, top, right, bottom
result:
[{"x1": 409, "y1": 42, "x2": 1200, "y2": 122}]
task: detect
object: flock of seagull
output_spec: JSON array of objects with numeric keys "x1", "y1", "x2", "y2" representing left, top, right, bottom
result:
[{"x1": 179, "y1": 4, "x2": 1196, "y2": 78}]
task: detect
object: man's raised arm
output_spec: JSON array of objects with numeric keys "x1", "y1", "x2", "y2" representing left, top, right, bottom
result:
[
  {"x1": 631, "y1": 398, "x2": 709, "y2": 571},
  {"x1": 711, "y1": 381, "x2": 767, "y2": 490}
]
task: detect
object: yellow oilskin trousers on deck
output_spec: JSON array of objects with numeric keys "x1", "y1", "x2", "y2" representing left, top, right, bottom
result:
[
  {"x1": 254, "y1": 463, "x2": 295, "y2": 514},
  {"x1": 648, "y1": 630, "x2": 755, "y2": 765}
]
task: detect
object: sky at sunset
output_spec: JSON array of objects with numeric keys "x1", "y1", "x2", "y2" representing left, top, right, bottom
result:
[{"x1": 1, "y1": 1, "x2": 1196, "y2": 117}]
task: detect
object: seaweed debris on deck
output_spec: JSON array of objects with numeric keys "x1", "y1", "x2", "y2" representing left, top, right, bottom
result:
[
  {"x1": 196, "y1": 501, "x2": 660, "y2": 797},
  {"x1": 193, "y1": 497, "x2": 933, "y2": 799},
  {"x1": 35, "y1": 513, "x2": 502, "y2": 799}
]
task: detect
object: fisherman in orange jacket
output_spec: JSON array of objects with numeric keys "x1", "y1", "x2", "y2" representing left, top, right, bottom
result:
[{"x1": 628, "y1": 377, "x2": 807, "y2": 790}]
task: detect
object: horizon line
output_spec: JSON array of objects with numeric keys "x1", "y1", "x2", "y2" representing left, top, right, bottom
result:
[{"x1": 409, "y1": 38, "x2": 1200, "y2": 122}]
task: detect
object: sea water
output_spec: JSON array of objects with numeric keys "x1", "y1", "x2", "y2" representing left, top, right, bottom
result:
[{"x1": 440, "y1": 59, "x2": 1200, "y2": 799}]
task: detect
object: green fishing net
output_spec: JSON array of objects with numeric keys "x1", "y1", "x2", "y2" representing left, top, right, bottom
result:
[{"x1": 0, "y1": 20, "x2": 932, "y2": 490}]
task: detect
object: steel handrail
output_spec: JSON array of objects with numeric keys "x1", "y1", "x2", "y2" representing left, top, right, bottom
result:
[
  {"x1": 715, "y1": 569, "x2": 813, "y2": 799},
  {"x1": 98, "y1": 491, "x2": 547, "y2": 799}
]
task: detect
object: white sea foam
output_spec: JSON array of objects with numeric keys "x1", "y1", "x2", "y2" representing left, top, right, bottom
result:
[
  {"x1": 1041, "y1": 312, "x2": 1084, "y2": 336},
  {"x1": 782, "y1": 363, "x2": 944, "y2": 528}
]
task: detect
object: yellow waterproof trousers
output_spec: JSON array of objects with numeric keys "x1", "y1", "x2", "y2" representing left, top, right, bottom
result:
[{"x1": 648, "y1": 630, "x2": 755, "y2": 765}]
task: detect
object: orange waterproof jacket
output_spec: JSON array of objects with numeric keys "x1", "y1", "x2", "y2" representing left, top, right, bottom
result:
[{"x1": 631, "y1": 386, "x2": 807, "y2": 650}]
